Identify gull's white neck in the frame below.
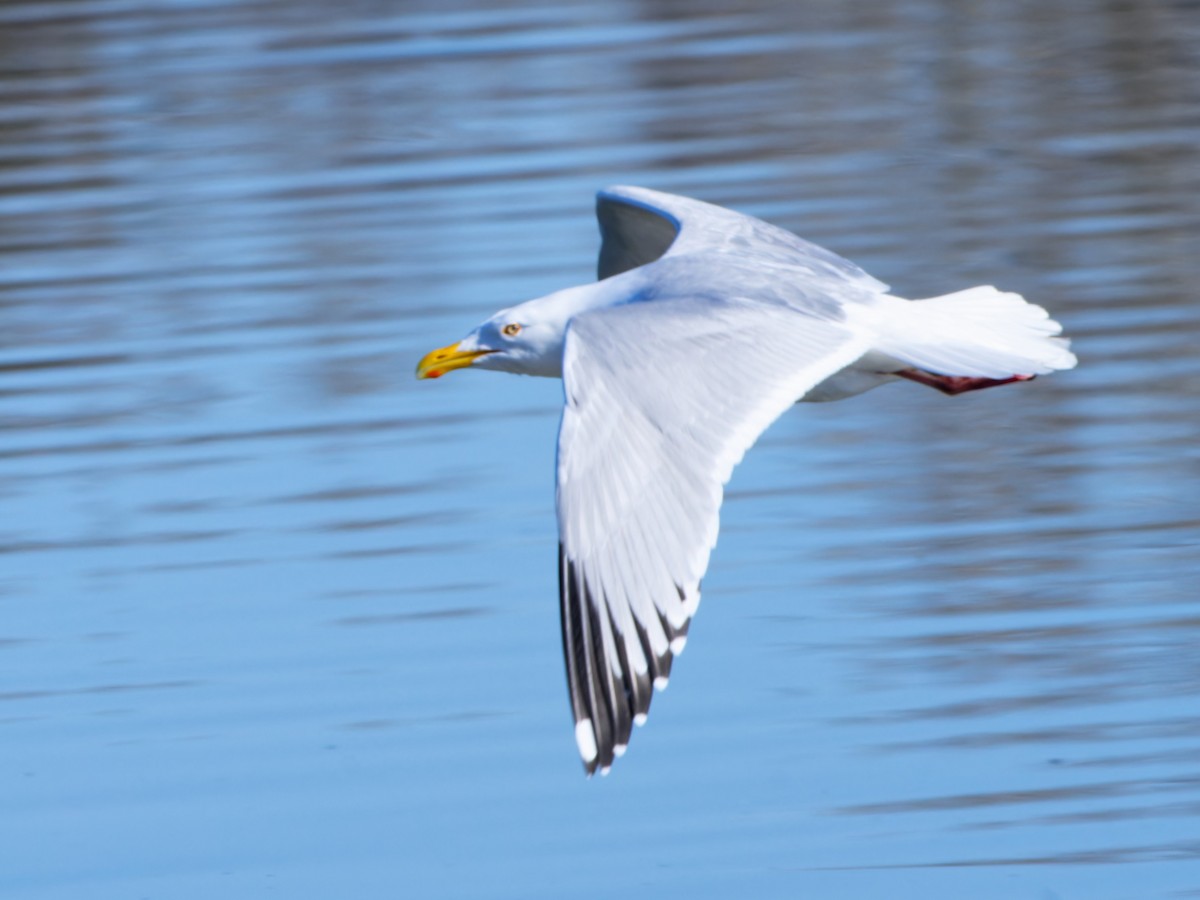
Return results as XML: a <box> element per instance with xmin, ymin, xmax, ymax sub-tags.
<box><xmin>525</xmin><ymin>268</ymin><xmax>647</xmax><ymax>320</ymax></box>
<box><xmin>495</xmin><ymin>269</ymin><xmax>647</xmax><ymax>377</ymax></box>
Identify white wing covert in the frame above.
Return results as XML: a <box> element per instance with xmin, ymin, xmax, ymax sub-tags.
<box><xmin>556</xmin><ymin>297</ymin><xmax>867</xmax><ymax>773</ymax></box>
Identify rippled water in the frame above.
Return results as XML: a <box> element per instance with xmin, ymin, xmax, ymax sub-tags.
<box><xmin>3</xmin><ymin>1</ymin><xmax>1199</xmax><ymax>897</ymax></box>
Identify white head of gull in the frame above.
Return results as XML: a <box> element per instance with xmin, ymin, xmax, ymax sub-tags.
<box><xmin>417</xmin><ymin>185</ymin><xmax>1076</xmax><ymax>776</ymax></box>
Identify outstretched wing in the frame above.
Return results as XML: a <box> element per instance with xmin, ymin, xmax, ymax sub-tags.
<box><xmin>596</xmin><ymin>185</ymin><xmax>890</xmax><ymax>296</ymax></box>
<box><xmin>556</xmin><ymin>296</ymin><xmax>868</xmax><ymax>774</ymax></box>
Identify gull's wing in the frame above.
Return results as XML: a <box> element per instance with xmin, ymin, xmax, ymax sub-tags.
<box><xmin>556</xmin><ymin>296</ymin><xmax>868</xmax><ymax>774</ymax></box>
<box><xmin>596</xmin><ymin>185</ymin><xmax>889</xmax><ymax>297</ymax></box>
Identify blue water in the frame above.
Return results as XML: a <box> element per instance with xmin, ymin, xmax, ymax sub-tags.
<box><xmin>2</xmin><ymin>1</ymin><xmax>1199</xmax><ymax>897</ymax></box>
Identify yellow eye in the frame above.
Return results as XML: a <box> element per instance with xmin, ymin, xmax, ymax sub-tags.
<box><xmin>502</xmin><ymin>323</ymin><xmax>522</xmax><ymax>337</ymax></box>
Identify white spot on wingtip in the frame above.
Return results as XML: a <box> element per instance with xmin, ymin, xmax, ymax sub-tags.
<box><xmin>599</xmin><ymin>765</ymin><xmax>611</xmax><ymax>776</ymax></box>
<box><xmin>670</xmin><ymin>636</ymin><xmax>687</xmax><ymax>654</ymax></box>
<box><xmin>653</xmin><ymin>676</ymin><xmax>669</xmax><ymax>691</ymax></box>
<box><xmin>633</xmin><ymin>713</ymin><xmax>648</xmax><ymax>726</ymax></box>
<box><xmin>614</xmin><ymin>743</ymin><xmax>627</xmax><ymax>757</ymax></box>
<box><xmin>574</xmin><ymin>719</ymin><xmax>597</xmax><ymax>762</ymax></box>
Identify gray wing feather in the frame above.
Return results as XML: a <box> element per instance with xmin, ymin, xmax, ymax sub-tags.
<box><xmin>596</xmin><ymin>185</ymin><xmax>890</xmax><ymax>298</ymax></box>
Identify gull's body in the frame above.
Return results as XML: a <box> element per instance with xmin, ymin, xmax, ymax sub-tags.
<box><xmin>417</xmin><ymin>185</ymin><xmax>1076</xmax><ymax>775</ymax></box>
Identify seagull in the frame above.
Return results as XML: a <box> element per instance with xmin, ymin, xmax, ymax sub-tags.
<box><xmin>416</xmin><ymin>185</ymin><xmax>1076</xmax><ymax>775</ymax></box>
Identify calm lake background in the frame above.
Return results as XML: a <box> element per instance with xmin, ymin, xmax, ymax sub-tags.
<box><xmin>2</xmin><ymin>1</ymin><xmax>1199</xmax><ymax>897</ymax></box>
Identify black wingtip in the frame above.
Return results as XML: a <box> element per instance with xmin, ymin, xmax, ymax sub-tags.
<box><xmin>559</xmin><ymin>544</ymin><xmax>699</xmax><ymax>775</ymax></box>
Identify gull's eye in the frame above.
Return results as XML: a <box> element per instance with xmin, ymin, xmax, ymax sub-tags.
<box><xmin>502</xmin><ymin>323</ymin><xmax>522</xmax><ymax>337</ymax></box>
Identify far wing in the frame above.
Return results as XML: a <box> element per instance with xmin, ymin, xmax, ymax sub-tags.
<box><xmin>556</xmin><ymin>296</ymin><xmax>867</xmax><ymax>774</ymax></box>
<box><xmin>596</xmin><ymin>185</ymin><xmax>889</xmax><ymax>296</ymax></box>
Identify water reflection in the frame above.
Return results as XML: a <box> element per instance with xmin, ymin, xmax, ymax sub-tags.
<box><xmin>2</xmin><ymin>0</ymin><xmax>1199</xmax><ymax>897</ymax></box>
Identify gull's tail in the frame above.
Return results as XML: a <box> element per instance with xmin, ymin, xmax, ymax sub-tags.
<box><xmin>876</xmin><ymin>286</ymin><xmax>1077</xmax><ymax>380</ymax></box>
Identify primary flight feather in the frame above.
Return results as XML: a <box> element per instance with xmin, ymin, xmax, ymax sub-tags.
<box><xmin>416</xmin><ymin>185</ymin><xmax>1076</xmax><ymax>775</ymax></box>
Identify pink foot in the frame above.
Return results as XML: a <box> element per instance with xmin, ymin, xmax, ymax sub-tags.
<box><xmin>896</xmin><ymin>369</ymin><xmax>1035</xmax><ymax>396</ymax></box>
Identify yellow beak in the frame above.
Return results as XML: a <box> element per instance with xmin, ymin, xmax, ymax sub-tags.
<box><xmin>415</xmin><ymin>342</ymin><xmax>492</xmax><ymax>380</ymax></box>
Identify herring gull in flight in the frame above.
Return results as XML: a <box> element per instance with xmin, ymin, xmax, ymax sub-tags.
<box><xmin>416</xmin><ymin>185</ymin><xmax>1076</xmax><ymax>775</ymax></box>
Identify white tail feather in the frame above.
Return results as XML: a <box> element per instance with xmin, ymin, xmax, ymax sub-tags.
<box><xmin>875</xmin><ymin>286</ymin><xmax>1077</xmax><ymax>379</ymax></box>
